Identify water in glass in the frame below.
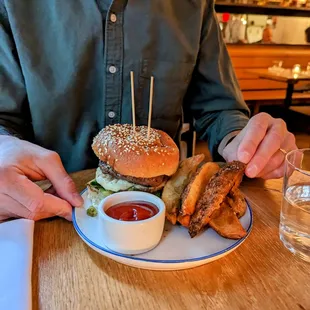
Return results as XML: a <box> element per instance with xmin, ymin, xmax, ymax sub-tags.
<box><xmin>280</xmin><ymin>183</ymin><xmax>310</xmax><ymax>262</ymax></box>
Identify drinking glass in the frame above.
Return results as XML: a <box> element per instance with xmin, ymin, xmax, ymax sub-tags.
<box><xmin>280</xmin><ymin>148</ymin><xmax>310</xmax><ymax>262</ymax></box>
<box><xmin>268</xmin><ymin>60</ymin><xmax>284</xmax><ymax>74</ymax></box>
<box><xmin>272</xmin><ymin>60</ymin><xmax>283</xmax><ymax>68</ymax></box>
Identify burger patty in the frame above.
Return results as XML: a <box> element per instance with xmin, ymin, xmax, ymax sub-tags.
<box><xmin>99</xmin><ymin>161</ymin><xmax>167</xmax><ymax>187</ymax></box>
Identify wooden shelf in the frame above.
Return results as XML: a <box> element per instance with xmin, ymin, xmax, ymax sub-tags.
<box><xmin>215</xmin><ymin>3</ymin><xmax>310</xmax><ymax>17</ymax></box>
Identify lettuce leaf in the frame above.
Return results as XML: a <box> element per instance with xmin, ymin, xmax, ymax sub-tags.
<box><xmin>87</xmin><ymin>179</ymin><xmax>114</xmax><ymax>196</ymax></box>
<box><xmin>87</xmin><ymin>179</ymin><xmax>162</xmax><ymax>198</ymax></box>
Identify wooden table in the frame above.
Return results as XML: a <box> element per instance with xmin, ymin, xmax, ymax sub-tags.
<box><xmin>247</xmin><ymin>69</ymin><xmax>310</xmax><ymax>108</ymax></box>
<box><xmin>32</xmin><ymin>169</ymin><xmax>310</xmax><ymax>310</ymax></box>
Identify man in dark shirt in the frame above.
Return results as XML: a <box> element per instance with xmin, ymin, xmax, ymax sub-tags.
<box><xmin>0</xmin><ymin>1</ymin><xmax>296</xmax><ymax>221</ymax></box>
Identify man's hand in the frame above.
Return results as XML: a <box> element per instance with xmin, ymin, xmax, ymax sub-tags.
<box><xmin>222</xmin><ymin>113</ymin><xmax>297</xmax><ymax>179</ymax></box>
<box><xmin>0</xmin><ymin>136</ymin><xmax>83</xmax><ymax>221</ymax></box>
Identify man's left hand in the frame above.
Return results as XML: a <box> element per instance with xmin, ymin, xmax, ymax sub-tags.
<box><xmin>222</xmin><ymin>112</ymin><xmax>297</xmax><ymax>179</ymax></box>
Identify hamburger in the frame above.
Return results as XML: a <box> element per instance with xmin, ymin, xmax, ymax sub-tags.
<box><xmin>88</xmin><ymin>124</ymin><xmax>180</xmax><ymax>207</ymax></box>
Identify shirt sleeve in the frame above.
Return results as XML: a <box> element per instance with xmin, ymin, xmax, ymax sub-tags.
<box><xmin>185</xmin><ymin>0</ymin><xmax>250</xmax><ymax>161</ymax></box>
<box><xmin>0</xmin><ymin>5</ymin><xmax>28</xmax><ymax>139</ymax></box>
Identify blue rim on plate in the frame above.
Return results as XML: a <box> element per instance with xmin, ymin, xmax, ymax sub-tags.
<box><xmin>72</xmin><ymin>189</ymin><xmax>253</xmax><ymax>264</ymax></box>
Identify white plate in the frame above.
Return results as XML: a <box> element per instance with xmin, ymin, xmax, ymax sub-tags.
<box><xmin>73</xmin><ymin>189</ymin><xmax>253</xmax><ymax>270</ymax></box>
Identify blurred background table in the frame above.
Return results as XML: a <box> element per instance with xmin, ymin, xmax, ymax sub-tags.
<box><xmin>247</xmin><ymin>68</ymin><xmax>310</xmax><ymax>109</ymax></box>
<box><xmin>32</xmin><ymin>169</ymin><xmax>310</xmax><ymax>310</ymax></box>
<box><xmin>225</xmin><ymin>45</ymin><xmax>310</xmax><ymax>117</ymax></box>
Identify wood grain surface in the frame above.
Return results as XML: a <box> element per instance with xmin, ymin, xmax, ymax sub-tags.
<box><xmin>32</xmin><ymin>169</ymin><xmax>310</xmax><ymax>310</ymax></box>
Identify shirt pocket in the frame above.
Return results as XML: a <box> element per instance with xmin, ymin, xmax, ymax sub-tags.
<box><xmin>135</xmin><ymin>59</ymin><xmax>195</xmax><ymax>121</ymax></box>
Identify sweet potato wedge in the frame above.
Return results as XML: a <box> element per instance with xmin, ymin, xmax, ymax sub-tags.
<box><xmin>162</xmin><ymin>154</ymin><xmax>205</xmax><ymax>225</ymax></box>
<box><xmin>181</xmin><ymin>162</ymin><xmax>220</xmax><ymax>217</ymax></box>
<box><xmin>177</xmin><ymin>214</ymin><xmax>191</xmax><ymax>227</ymax></box>
<box><xmin>189</xmin><ymin>161</ymin><xmax>246</xmax><ymax>238</ymax></box>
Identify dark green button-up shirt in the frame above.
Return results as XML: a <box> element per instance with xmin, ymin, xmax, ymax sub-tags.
<box><xmin>0</xmin><ymin>0</ymin><xmax>249</xmax><ymax>172</ymax></box>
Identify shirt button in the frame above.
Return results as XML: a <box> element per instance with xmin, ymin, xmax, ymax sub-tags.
<box><xmin>108</xmin><ymin>111</ymin><xmax>116</xmax><ymax>119</ymax></box>
<box><xmin>110</xmin><ymin>14</ymin><xmax>117</xmax><ymax>23</ymax></box>
<box><xmin>108</xmin><ymin>66</ymin><xmax>117</xmax><ymax>74</ymax></box>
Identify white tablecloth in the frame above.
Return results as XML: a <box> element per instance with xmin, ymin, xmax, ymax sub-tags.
<box><xmin>0</xmin><ymin>219</ymin><xmax>34</xmax><ymax>310</ymax></box>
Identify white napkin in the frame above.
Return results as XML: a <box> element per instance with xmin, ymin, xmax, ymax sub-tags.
<box><xmin>0</xmin><ymin>219</ymin><xmax>34</xmax><ymax>310</ymax></box>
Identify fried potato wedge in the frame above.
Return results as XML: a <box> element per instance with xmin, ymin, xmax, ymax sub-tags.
<box><xmin>209</xmin><ymin>201</ymin><xmax>247</xmax><ymax>239</ymax></box>
<box><xmin>189</xmin><ymin>161</ymin><xmax>246</xmax><ymax>238</ymax></box>
<box><xmin>162</xmin><ymin>154</ymin><xmax>205</xmax><ymax>224</ymax></box>
<box><xmin>181</xmin><ymin>162</ymin><xmax>220</xmax><ymax>217</ymax></box>
<box><xmin>226</xmin><ymin>189</ymin><xmax>247</xmax><ymax>218</ymax></box>
<box><xmin>177</xmin><ymin>214</ymin><xmax>191</xmax><ymax>227</ymax></box>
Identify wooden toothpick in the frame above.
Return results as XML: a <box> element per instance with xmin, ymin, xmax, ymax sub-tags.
<box><xmin>147</xmin><ymin>76</ymin><xmax>154</xmax><ymax>140</ymax></box>
<box><xmin>130</xmin><ymin>71</ymin><xmax>136</xmax><ymax>134</ymax></box>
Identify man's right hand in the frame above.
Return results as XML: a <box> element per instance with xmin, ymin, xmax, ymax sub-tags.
<box><xmin>0</xmin><ymin>136</ymin><xmax>83</xmax><ymax>221</ymax></box>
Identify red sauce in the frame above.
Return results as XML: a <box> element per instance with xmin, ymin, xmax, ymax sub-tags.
<box><xmin>105</xmin><ymin>201</ymin><xmax>159</xmax><ymax>221</ymax></box>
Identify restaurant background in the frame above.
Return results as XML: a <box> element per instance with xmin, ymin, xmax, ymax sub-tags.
<box><xmin>217</xmin><ymin>14</ymin><xmax>309</xmax><ymax>45</ymax></box>
<box><xmin>211</xmin><ymin>0</ymin><xmax>310</xmax><ymax>127</ymax></box>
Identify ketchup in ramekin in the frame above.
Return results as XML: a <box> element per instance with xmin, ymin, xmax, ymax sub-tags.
<box><xmin>105</xmin><ymin>201</ymin><xmax>159</xmax><ymax>221</ymax></box>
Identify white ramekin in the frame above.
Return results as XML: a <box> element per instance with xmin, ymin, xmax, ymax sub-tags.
<box><xmin>97</xmin><ymin>191</ymin><xmax>166</xmax><ymax>255</ymax></box>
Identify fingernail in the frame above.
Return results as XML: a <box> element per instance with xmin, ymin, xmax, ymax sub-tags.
<box><xmin>73</xmin><ymin>193</ymin><xmax>84</xmax><ymax>207</ymax></box>
<box><xmin>246</xmin><ymin>164</ymin><xmax>258</xmax><ymax>178</ymax></box>
<box><xmin>239</xmin><ymin>151</ymin><xmax>251</xmax><ymax>163</ymax></box>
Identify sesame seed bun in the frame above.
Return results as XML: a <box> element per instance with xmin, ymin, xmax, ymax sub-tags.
<box><xmin>92</xmin><ymin>124</ymin><xmax>180</xmax><ymax>178</ymax></box>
